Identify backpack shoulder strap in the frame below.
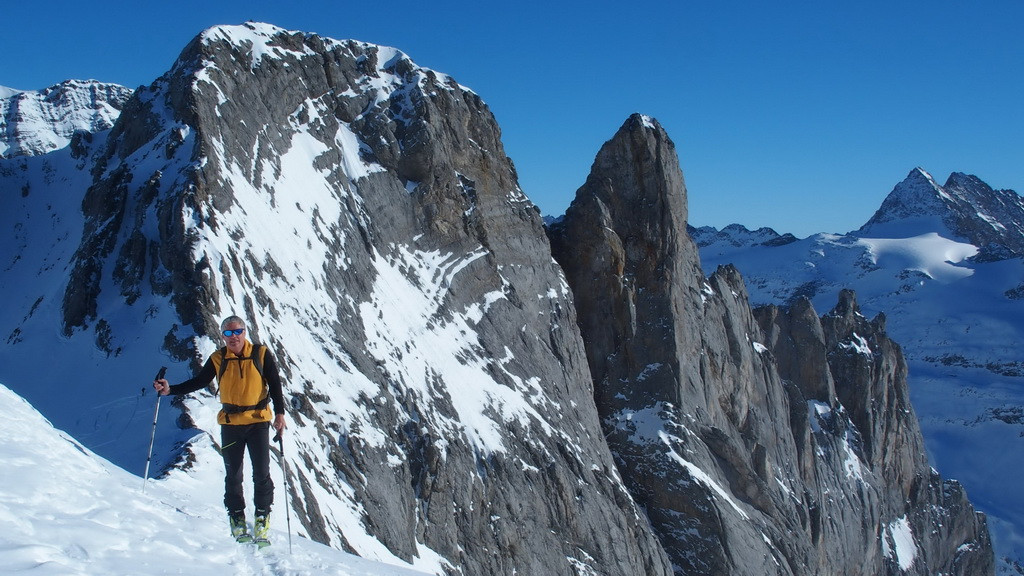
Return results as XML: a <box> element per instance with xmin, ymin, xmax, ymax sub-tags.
<box><xmin>216</xmin><ymin>346</ymin><xmax>229</xmax><ymax>381</ymax></box>
<box><xmin>251</xmin><ymin>344</ymin><xmax>266</xmax><ymax>381</ymax></box>
<box><xmin>215</xmin><ymin>344</ymin><xmax>266</xmax><ymax>382</ymax></box>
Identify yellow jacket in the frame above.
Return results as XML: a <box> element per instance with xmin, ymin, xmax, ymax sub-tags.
<box><xmin>167</xmin><ymin>339</ymin><xmax>286</xmax><ymax>426</ymax></box>
<box><xmin>210</xmin><ymin>341</ymin><xmax>271</xmax><ymax>425</ymax></box>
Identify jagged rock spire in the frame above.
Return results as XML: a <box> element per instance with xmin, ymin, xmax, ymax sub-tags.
<box><xmin>552</xmin><ymin>115</ymin><xmax>993</xmax><ymax>575</ymax></box>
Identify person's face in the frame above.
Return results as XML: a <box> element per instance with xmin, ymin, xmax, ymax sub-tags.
<box><xmin>221</xmin><ymin>322</ymin><xmax>246</xmax><ymax>354</ymax></box>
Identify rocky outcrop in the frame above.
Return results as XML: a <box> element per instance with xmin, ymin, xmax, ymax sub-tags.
<box><xmin>761</xmin><ymin>290</ymin><xmax>993</xmax><ymax>575</ymax></box>
<box><xmin>550</xmin><ymin>114</ymin><xmax>992</xmax><ymax>575</ymax></box>
<box><xmin>818</xmin><ymin>290</ymin><xmax>992</xmax><ymax>574</ymax></box>
<box><xmin>693</xmin><ymin>169</ymin><xmax>1023</xmax><ymax>572</ymax></box>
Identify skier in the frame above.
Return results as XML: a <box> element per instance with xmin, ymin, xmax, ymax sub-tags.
<box><xmin>154</xmin><ymin>315</ymin><xmax>287</xmax><ymax>545</ymax></box>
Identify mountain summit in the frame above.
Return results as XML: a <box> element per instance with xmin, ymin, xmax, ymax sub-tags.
<box><xmin>2</xmin><ymin>22</ymin><xmax>670</xmax><ymax>575</ymax></box>
<box><xmin>859</xmin><ymin>167</ymin><xmax>1024</xmax><ymax>259</ymax></box>
<box><xmin>0</xmin><ymin>22</ymin><xmax>996</xmax><ymax>575</ymax></box>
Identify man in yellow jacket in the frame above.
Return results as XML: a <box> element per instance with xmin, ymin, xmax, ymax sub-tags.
<box><xmin>154</xmin><ymin>315</ymin><xmax>287</xmax><ymax>544</ymax></box>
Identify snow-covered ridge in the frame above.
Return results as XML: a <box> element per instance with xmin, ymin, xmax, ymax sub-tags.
<box><xmin>689</xmin><ymin>222</ymin><xmax>798</xmax><ymax>249</ymax></box>
<box><xmin>0</xmin><ymin>79</ymin><xmax>133</xmax><ymax>158</ymax></box>
<box><xmin>194</xmin><ymin>22</ymin><xmax>468</xmax><ymax>95</ymax></box>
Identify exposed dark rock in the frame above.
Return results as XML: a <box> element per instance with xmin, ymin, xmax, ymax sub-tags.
<box><xmin>552</xmin><ymin>115</ymin><xmax>993</xmax><ymax>575</ymax></box>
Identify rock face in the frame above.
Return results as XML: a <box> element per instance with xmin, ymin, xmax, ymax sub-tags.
<box><xmin>692</xmin><ymin>169</ymin><xmax>1024</xmax><ymax>573</ymax></box>
<box><xmin>549</xmin><ymin>114</ymin><xmax>992</xmax><ymax>575</ymax></box>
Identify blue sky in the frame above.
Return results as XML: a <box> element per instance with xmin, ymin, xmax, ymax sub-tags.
<box><xmin>4</xmin><ymin>0</ymin><xmax>1021</xmax><ymax>237</ymax></box>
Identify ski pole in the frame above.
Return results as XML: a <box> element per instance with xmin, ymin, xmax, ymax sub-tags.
<box><xmin>273</xmin><ymin>429</ymin><xmax>294</xmax><ymax>554</ymax></box>
<box><xmin>143</xmin><ymin>366</ymin><xmax>167</xmax><ymax>492</ymax></box>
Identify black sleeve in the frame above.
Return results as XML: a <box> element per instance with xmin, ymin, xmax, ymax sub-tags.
<box><xmin>168</xmin><ymin>356</ymin><xmax>217</xmax><ymax>396</ymax></box>
<box><xmin>262</xmin><ymin>351</ymin><xmax>287</xmax><ymax>416</ymax></box>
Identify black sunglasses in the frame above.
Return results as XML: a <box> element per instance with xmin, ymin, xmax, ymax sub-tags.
<box><xmin>222</xmin><ymin>328</ymin><xmax>245</xmax><ymax>337</ymax></box>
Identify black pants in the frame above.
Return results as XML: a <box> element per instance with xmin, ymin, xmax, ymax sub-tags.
<box><xmin>221</xmin><ymin>422</ymin><xmax>273</xmax><ymax>516</ymax></box>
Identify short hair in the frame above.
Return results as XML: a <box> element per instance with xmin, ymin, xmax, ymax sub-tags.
<box><xmin>220</xmin><ymin>315</ymin><xmax>247</xmax><ymax>331</ymax></box>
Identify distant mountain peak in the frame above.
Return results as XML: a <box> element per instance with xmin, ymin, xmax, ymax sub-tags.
<box><xmin>688</xmin><ymin>222</ymin><xmax>798</xmax><ymax>250</ymax></box>
<box><xmin>861</xmin><ymin>168</ymin><xmax>948</xmax><ymax>227</ymax></box>
<box><xmin>0</xmin><ymin>79</ymin><xmax>133</xmax><ymax>158</ymax></box>
<box><xmin>857</xmin><ymin>168</ymin><xmax>1024</xmax><ymax>259</ymax></box>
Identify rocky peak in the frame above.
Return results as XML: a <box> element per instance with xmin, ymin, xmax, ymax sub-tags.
<box><xmin>554</xmin><ymin>112</ymin><xmax>804</xmax><ymax>574</ymax></box>
<box><xmin>858</xmin><ymin>168</ymin><xmax>1024</xmax><ymax>259</ymax></box>
<box><xmin>942</xmin><ymin>171</ymin><xmax>1024</xmax><ymax>257</ymax></box>
<box><xmin>858</xmin><ymin>168</ymin><xmax>948</xmax><ymax>232</ymax></box>
<box><xmin>821</xmin><ymin>289</ymin><xmax>919</xmax><ymax>477</ymax></box>
<box><xmin>945</xmin><ymin>171</ymin><xmax>990</xmax><ymax>192</ymax></box>
<box><xmin>548</xmin><ymin>113</ymin><xmax>704</xmax><ymax>407</ymax></box>
<box><xmin>755</xmin><ymin>296</ymin><xmax>835</xmax><ymax>403</ymax></box>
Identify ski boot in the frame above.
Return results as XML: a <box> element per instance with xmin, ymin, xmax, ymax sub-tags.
<box><xmin>253</xmin><ymin>510</ymin><xmax>271</xmax><ymax>548</ymax></box>
<box><xmin>229</xmin><ymin>513</ymin><xmax>252</xmax><ymax>543</ymax></box>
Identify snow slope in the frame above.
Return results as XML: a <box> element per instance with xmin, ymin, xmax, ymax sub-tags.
<box><xmin>0</xmin><ymin>382</ymin><xmax>430</xmax><ymax>576</ymax></box>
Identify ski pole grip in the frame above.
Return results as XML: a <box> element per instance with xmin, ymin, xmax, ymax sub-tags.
<box><xmin>155</xmin><ymin>366</ymin><xmax>167</xmax><ymax>381</ymax></box>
